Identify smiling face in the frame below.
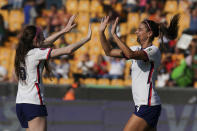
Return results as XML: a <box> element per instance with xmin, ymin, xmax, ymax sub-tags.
<box><xmin>135</xmin><ymin>23</ymin><xmax>152</xmax><ymax>45</ymax></box>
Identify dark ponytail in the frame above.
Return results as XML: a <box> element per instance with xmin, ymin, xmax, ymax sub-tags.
<box><xmin>159</xmin><ymin>14</ymin><xmax>180</xmax><ymax>40</ymax></box>
<box><xmin>142</xmin><ymin>14</ymin><xmax>180</xmax><ymax>51</ymax></box>
<box><xmin>159</xmin><ymin>14</ymin><xmax>180</xmax><ymax>51</ymax></box>
<box><xmin>15</xmin><ymin>26</ymin><xmax>36</xmax><ymax>80</ymax></box>
<box><xmin>15</xmin><ymin>25</ymin><xmax>52</xmax><ymax>81</ymax></box>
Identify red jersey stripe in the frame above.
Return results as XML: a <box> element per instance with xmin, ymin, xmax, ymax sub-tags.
<box><xmin>35</xmin><ymin>83</ymin><xmax>43</xmax><ymax>105</ymax></box>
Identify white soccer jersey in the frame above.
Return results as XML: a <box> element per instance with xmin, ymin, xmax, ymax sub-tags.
<box><xmin>130</xmin><ymin>45</ymin><xmax>161</xmax><ymax>106</ymax></box>
<box><xmin>16</xmin><ymin>48</ymin><xmax>52</xmax><ymax>105</ymax></box>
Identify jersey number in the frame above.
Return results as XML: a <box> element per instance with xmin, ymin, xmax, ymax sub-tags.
<box><xmin>19</xmin><ymin>67</ymin><xmax>26</xmax><ymax>80</ymax></box>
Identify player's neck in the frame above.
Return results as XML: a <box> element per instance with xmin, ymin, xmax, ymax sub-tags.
<box><xmin>141</xmin><ymin>42</ymin><xmax>152</xmax><ymax>49</ymax></box>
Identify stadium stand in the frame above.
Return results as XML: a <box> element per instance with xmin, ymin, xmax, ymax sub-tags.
<box><xmin>0</xmin><ymin>0</ymin><xmax>197</xmax><ymax>88</ymax></box>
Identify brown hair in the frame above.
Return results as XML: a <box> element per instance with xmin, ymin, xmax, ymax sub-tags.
<box><xmin>15</xmin><ymin>25</ymin><xmax>51</xmax><ymax>80</ymax></box>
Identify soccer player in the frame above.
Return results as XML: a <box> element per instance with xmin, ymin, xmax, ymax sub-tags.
<box><xmin>15</xmin><ymin>15</ymin><xmax>92</xmax><ymax>131</ymax></box>
<box><xmin>99</xmin><ymin>15</ymin><xmax>179</xmax><ymax>131</ymax></box>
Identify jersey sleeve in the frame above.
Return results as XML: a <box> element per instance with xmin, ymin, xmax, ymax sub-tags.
<box><xmin>125</xmin><ymin>46</ymin><xmax>140</xmax><ymax>61</ymax></box>
<box><xmin>34</xmin><ymin>48</ymin><xmax>52</xmax><ymax>61</ymax></box>
<box><xmin>143</xmin><ymin>46</ymin><xmax>159</xmax><ymax>62</ymax></box>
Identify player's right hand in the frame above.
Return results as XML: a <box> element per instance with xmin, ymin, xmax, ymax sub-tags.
<box><xmin>99</xmin><ymin>16</ymin><xmax>109</xmax><ymax>32</ymax></box>
<box><xmin>111</xmin><ymin>17</ymin><xmax>119</xmax><ymax>36</ymax></box>
<box><xmin>86</xmin><ymin>24</ymin><xmax>92</xmax><ymax>41</ymax></box>
<box><xmin>62</xmin><ymin>15</ymin><xmax>77</xmax><ymax>33</ymax></box>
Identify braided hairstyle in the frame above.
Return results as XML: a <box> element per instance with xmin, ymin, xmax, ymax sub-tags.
<box><xmin>142</xmin><ymin>14</ymin><xmax>180</xmax><ymax>45</ymax></box>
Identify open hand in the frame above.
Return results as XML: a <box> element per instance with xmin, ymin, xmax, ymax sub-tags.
<box><xmin>87</xmin><ymin>24</ymin><xmax>92</xmax><ymax>40</ymax></box>
<box><xmin>99</xmin><ymin>16</ymin><xmax>109</xmax><ymax>32</ymax></box>
<box><xmin>62</xmin><ymin>15</ymin><xmax>77</xmax><ymax>33</ymax></box>
<box><xmin>111</xmin><ymin>17</ymin><xmax>119</xmax><ymax>36</ymax></box>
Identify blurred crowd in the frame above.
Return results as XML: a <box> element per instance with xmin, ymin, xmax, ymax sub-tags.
<box><xmin>0</xmin><ymin>0</ymin><xmax>197</xmax><ymax>89</ymax></box>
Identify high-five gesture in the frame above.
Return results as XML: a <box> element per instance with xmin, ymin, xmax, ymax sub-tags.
<box><xmin>62</xmin><ymin>15</ymin><xmax>77</xmax><ymax>33</ymax></box>
<box><xmin>43</xmin><ymin>15</ymin><xmax>77</xmax><ymax>46</ymax></box>
<box><xmin>99</xmin><ymin>15</ymin><xmax>122</xmax><ymax>57</ymax></box>
<box><xmin>99</xmin><ymin>16</ymin><xmax>110</xmax><ymax>32</ymax></box>
<box><xmin>111</xmin><ymin>17</ymin><xmax>119</xmax><ymax>36</ymax></box>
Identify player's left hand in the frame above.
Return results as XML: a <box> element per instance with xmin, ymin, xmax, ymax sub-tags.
<box><xmin>111</xmin><ymin>17</ymin><xmax>119</xmax><ymax>36</ymax></box>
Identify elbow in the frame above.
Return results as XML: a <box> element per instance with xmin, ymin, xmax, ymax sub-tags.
<box><xmin>102</xmin><ymin>49</ymin><xmax>111</xmax><ymax>56</ymax></box>
<box><xmin>43</xmin><ymin>40</ymin><xmax>50</xmax><ymax>45</ymax></box>
<box><xmin>124</xmin><ymin>52</ymin><xmax>133</xmax><ymax>59</ymax></box>
<box><xmin>105</xmin><ymin>52</ymin><xmax>111</xmax><ymax>56</ymax></box>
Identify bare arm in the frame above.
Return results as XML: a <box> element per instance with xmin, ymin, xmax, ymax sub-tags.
<box><xmin>99</xmin><ymin>16</ymin><xmax>124</xmax><ymax>58</ymax></box>
<box><xmin>111</xmin><ymin>17</ymin><xmax>148</xmax><ymax>61</ymax></box>
<box><xmin>43</xmin><ymin>15</ymin><xmax>77</xmax><ymax>46</ymax></box>
<box><xmin>50</xmin><ymin>24</ymin><xmax>92</xmax><ymax>57</ymax></box>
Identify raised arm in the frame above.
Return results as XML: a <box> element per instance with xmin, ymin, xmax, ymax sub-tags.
<box><xmin>111</xmin><ymin>17</ymin><xmax>148</xmax><ymax>61</ymax></box>
<box><xmin>99</xmin><ymin>16</ymin><xmax>124</xmax><ymax>58</ymax></box>
<box><xmin>43</xmin><ymin>15</ymin><xmax>77</xmax><ymax>46</ymax></box>
<box><xmin>50</xmin><ymin>24</ymin><xmax>92</xmax><ymax>57</ymax></box>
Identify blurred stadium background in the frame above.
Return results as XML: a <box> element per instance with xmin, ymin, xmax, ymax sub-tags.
<box><xmin>0</xmin><ymin>0</ymin><xmax>197</xmax><ymax>131</ymax></box>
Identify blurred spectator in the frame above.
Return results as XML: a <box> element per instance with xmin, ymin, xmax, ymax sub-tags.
<box><xmin>147</xmin><ymin>0</ymin><xmax>161</xmax><ymax>15</ymax></box>
<box><xmin>103</xmin><ymin>57</ymin><xmax>125</xmax><ymax>79</ymax></box>
<box><xmin>99</xmin><ymin>1</ymin><xmax>121</xmax><ymax>41</ymax></box>
<box><xmin>122</xmin><ymin>0</ymin><xmax>138</xmax><ymax>12</ymax></box>
<box><xmin>159</xmin><ymin>33</ymin><xmax>177</xmax><ymax>54</ymax></box>
<box><xmin>99</xmin><ymin>0</ymin><xmax>120</xmax><ymax>20</ymax></box>
<box><xmin>183</xmin><ymin>6</ymin><xmax>197</xmax><ymax>35</ymax></box>
<box><xmin>191</xmin><ymin>39</ymin><xmax>197</xmax><ymax>83</ymax></box>
<box><xmin>169</xmin><ymin>40</ymin><xmax>195</xmax><ymax>87</ymax></box>
<box><xmin>0</xmin><ymin>0</ymin><xmax>196</xmax><ymax>88</ymax></box>
<box><xmin>0</xmin><ymin>65</ymin><xmax>8</xmax><ymax>82</ymax></box>
<box><xmin>73</xmin><ymin>53</ymin><xmax>95</xmax><ymax>86</ymax></box>
<box><xmin>13</xmin><ymin>0</ymin><xmax>23</xmax><ymax>9</ymax></box>
<box><xmin>161</xmin><ymin>54</ymin><xmax>175</xmax><ymax>73</ymax></box>
<box><xmin>0</xmin><ymin>15</ymin><xmax>6</xmax><ymax>46</ymax></box>
<box><xmin>55</xmin><ymin>56</ymin><xmax>70</xmax><ymax>79</ymax></box>
<box><xmin>90</xmin><ymin>13</ymin><xmax>100</xmax><ymax>23</ymax></box>
<box><xmin>138</xmin><ymin>0</ymin><xmax>147</xmax><ymax>13</ymax></box>
<box><xmin>35</xmin><ymin>0</ymin><xmax>46</xmax><ymax>16</ymax></box>
<box><xmin>123</xmin><ymin>0</ymin><xmax>148</xmax><ymax>13</ymax></box>
<box><xmin>42</xmin><ymin>25</ymin><xmax>50</xmax><ymax>39</ymax></box>
<box><xmin>77</xmin><ymin>53</ymin><xmax>95</xmax><ymax>77</ymax></box>
<box><xmin>47</xmin><ymin>59</ymin><xmax>58</xmax><ymax>77</ymax></box>
<box><xmin>157</xmin><ymin>65</ymin><xmax>169</xmax><ymax>88</ymax></box>
<box><xmin>24</xmin><ymin>0</ymin><xmax>37</xmax><ymax>25</ymax></box>
<box><xmin>149</xmin><ymin>9</ymin><xmax>162</xmax><ymax>22</ymax></box>
<box><xmin>171</xmin><ymin>58</ymin><xmax>193</xmax><ymax>87</ymax></box>
<box><xmin>59</xmin><ymin>36</ymin><xmax>69</xmax><ymax>48</ymax></box>
<box><xmin>93</xmin><ymin>55</ymin><xmax>108</xmax><ymax>78</ymax></box>
<box><xmin>171</xmin><ymin>48</ymin><xmax>185</xmax><ymax>67</ymax></box>
<box><xmin>58</xmin><ymin>6</ymin><xmax>72</xmax><ymax>27</ymax></box>
<box><xmin>62</xmin><ymin>0</ymin><xmax>66</xmax><ymax>5</ymax></box>
<box><xmin>47</xmin><ymin>4</ymin><xmax>61</xmax><ymax>33</ymax></box>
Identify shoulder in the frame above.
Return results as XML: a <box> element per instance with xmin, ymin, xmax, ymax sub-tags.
<box><xmin>145</xmin><ymin>45</ymin><xmax>160</xmax><ymax>54</ymax></box>
<box><xmin>27</xmin><ymin>48</ymin><xmax>37</xmax><ymax>55</ymax></box>
<box><xmin>146</xmin><ymin>45</ymin><xmax>158</xmax><ymax>50</ymax></box>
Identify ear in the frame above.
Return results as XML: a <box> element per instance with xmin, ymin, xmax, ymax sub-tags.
<box><xmin>148</xmin><ymin>31</ymin><xmax>153</xmax><ymax>38</ymax></box>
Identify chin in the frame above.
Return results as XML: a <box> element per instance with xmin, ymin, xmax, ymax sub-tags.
<box><xmin>137</xmin><ymin>37</ymin><xmax>141</xmax><ymax>45</ymax></box>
